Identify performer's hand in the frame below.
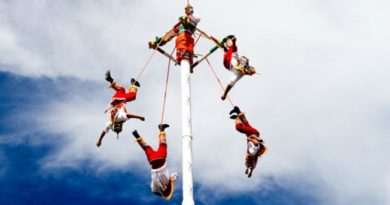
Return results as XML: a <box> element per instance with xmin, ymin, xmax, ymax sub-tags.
<box><xmin>246</xmin><ymin>67</ymin><xmax>256</xmax><ymax>76</ymax></box>
<box><xmin>171</xmin><ymin>172</ymin><xmax>179</xmax><ymax>181</ymax></box>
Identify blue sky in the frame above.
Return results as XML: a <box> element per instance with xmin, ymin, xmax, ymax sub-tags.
<box><xmin>0</xmin><ymin>72</ymin><xmax>320</xmax><ymax>205</ymax></box>
<box><xmin>1</xmin><ymin>0</ymin><xmax>389</xmax><ymax>204</ymax></box>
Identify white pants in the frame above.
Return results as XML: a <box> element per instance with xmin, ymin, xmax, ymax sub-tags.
<box><xmin>228</xmin><ymin>68</ymin><xmax>243</xmax><ymax>87</ymax></box>
<box><xmin>228</xmin><ymin>57</ymin><xmax>243</xmax><ymax>86</ymax></box>
<box><xmin>151</xmin><ymin>163</ymin><xmax>170</xmax><ymax>193</ymax></box>
<box><xmin>150</xmin><ymin>163</ymin><xmax>178</xmax><ymax>193</ymax></box>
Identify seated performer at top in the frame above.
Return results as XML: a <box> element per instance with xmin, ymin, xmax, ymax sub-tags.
<box><xmin>229</xmin><ymin>106</ymin><xmax>267</xmax><ymax>178</ymax></box>
<box><xmin>148</xmin><ymin>3</ymin><xmax>201</xmax><ymax>65</ymax></box>
<box><xmin>221</xmin><ymin>35</ymin><xmax>256</xmax><ymax>100</ymax></box>
<box><xmin>96</xmin><ymin>70</ymin><xmax>145</xmax><ymax>147</ymax></box>
<box><xmin>132</xmin><ymin>124</ymin><xmax>178</xmax><ymax>199</ymax></box>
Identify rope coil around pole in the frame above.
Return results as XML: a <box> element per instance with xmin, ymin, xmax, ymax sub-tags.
<box><xmin>205</xmin><ymin>58</ymin><xmax>235</xmax><ymax>107</ymax></box>
<box><xmin>160</xmin><ymin>47</ymin><xmax>176</xmax><ymax>124</ymax></box>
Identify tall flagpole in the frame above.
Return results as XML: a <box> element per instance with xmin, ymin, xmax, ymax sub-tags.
<box><xmin>180</xmin><ymin>59</ymin><xmax>195</xmax><ymax>205</ymax></box>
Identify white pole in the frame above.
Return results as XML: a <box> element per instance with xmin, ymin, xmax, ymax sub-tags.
<box><xmin>180</xmin><ymin>59</ymin><xmax>195</xmax><ymax>205</ymax></box>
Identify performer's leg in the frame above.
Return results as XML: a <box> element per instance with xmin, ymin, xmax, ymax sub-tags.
<box><xmin>236</xmin><ymin>122</ymin><xmax>259</xmax><ymax>136</ymax></box>
<box><xmin>156</xmin><ymin>135</ymin><xmax>167</xmax><ymax>159</ymax></box>
<box><xmin>158</xmin><ymin>124</ymin><xmax>169</xmax><ymax>144</ymax></box>
<box><xmin>221</xmin><ymin>85</ymin><xmax>233</xmax><ymax>101</ymax></box>
<box><xmin>123</xmin><ymin>85</ymin><xmax>137</xmax><ymax>102</ymax></box>
<box><xmin>132</xmin><ymin>130</ymin><xmax>166</xmax><ymax>165</ymax></box>
<box><xmin>222</xmin><ymin>70</ymin><xmax>242</xmax><ymax>100</ymax></box>
<box><xmin>108</xmin><ymin>79</ymin><xmax>122</xmax><ymax>91</ymax></box>
<box><xmin>229</xmin><ymin>106</ymin><xmax>241</xmax><ymax>115</ymax></box>
<box><xmin>158</xmin><ymin>131</ymin><xmax>167</xmax><ymax>145</ymax></box>
<box><xmin>132</xmin><ymin>130</ymin><xmax>150</xmax><ymax>150</ymax></box>
<box><xmin>236</xmin><ymin>114</ymin><xmax>260</xmax><ymax>137</ymax></box>
<box><xmin>105</xmin><ymin>70</ymin><xmax>114</xmax><ymax>83</ymax></box>
<box><xmin>111</xmin><ymin>83</ymin><xmax>126</xmax><ymax>97</ymax></box>
<box><xmin>237</xmin><ymin>112</ymin><xmax>248</xmax><ymax>124</ymax></box>
<box><xmin>149</xmin><ymin>30</ymin><xmax>177</xmax><ymax>49</ymax></box>
<box><xmin>153</xmin><ymin>124</ymin><xmax>169</xmax><ymax>160</ymax></box>
<box><xmin>160</xmin><ymin>30</ymin><xmax>177</xmax><ymax>47</ymax></box>
<box><xmin>122</xmin><ymin>77</ymin><xmax>141</xmax><ymax>102</ymax></box>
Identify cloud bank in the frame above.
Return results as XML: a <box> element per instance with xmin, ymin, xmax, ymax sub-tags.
<box><xmin>1</xmin><ymin>0</ymin><xmax>389</xmax><ymax>204</ymax></box>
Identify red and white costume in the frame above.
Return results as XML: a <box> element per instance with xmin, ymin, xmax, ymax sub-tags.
<box><xmin>103</xmin><ymin>102</ymin><xmax>128</xmax><ymax>134</ymax></box>
<box><xmin>110</xmin><ymin>82</ymin><xmax>137</xmax><ymax>104</ymax></box>
<box><xmin>143</xmin><ymin>139</ymin><xmax>167</xmax><ymax>164</ymax></box>
<box><xmin>150</xmin><ymin>163</ymin><xmax>178</xmax><ymax>197</ymax></box>
<box><xmin>245</xmin><ymin>141</ymin><xmax>266</xmax><ymax>171</ymax></box>
<box><xmin>138</xmin><ymin>132</ymin><xmax>178</xmax><ymax>199</ymax></box>
<box><xmin>224</xmin><ymin>45</ymin><xmax>247</xmax><ymax>87</ymax></box>
<box><xmin>235</xmin><ymin>114</ymin><xmax>260</xmax><ymax>138</ymax></box>
<box><xmin>235</xmin><ymin>112</ymin><xmax>266</xmax><ymax>173</ymax></box>
<box><xmin>102</xmin><ymin>82</ymin><xmax>138</xmax><ymax>134</ymax></box>
<box><xmin>223</xmin><ymin>42</ymin><xmax>238</xmax><ymax>70</ymax></box>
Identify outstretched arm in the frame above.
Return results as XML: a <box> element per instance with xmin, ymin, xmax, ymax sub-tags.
<box><xmin>97</xmin><ymin>122</ymin><xmax>111</xmax><ymax>147</ymax></box>
<box><xmin>172</xmin><ymin>21</ymin><xmax>182</xmax><ymax>32</ymax></box>
<box><xmin>126</xmin><ymin>113</ymin><xmax>145</xmax><ymax>121</ymax></box>
<box><xmin>96</xmin><ymin>130</ymin><xmax>106</xmax><ymax>147</ymax></box>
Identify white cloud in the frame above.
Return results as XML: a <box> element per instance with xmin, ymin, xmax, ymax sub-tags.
<box><xmin>2</xmin><ymin>0</ymin><xmax>390</xmax><ymax>204</ymax></box>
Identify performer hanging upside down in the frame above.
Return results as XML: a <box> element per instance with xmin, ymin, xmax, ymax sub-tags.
<box><xmin>132</xmin><ymin>124</ymin><xmax>178</xmax><ymax>199</ymax></box>
<box><xmin>229</xmin><ymin>106</ymin><xmax>267</xmax><ymax>178</ymax></box>
<box><xmin>221</xmin><ymin>35</ymin><xmax>256</xmax><ymax>100</ymax></box>
<box><xmin>148</xmin><ymin>3</ymin><xmax>201</xmax><ymax>65</ymax></box>
<box><xmin>104</xmin><ymin>70</ymin><xmax>140</xmax><ymax>107</ymax></box>
<box><xmin>96</xmin><ymin>70</ymin><xmax>145</xmax><ymax>147</ymax></box>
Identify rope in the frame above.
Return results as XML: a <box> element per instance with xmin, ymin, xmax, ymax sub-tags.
<box><xmin>194</xmin><ymin>33</ymin><xmax>201</xmax><ymax>47</ymax></box>
<box><xmin>160</xmin><ymin>47</ymin><xmax>175</xmax><ymax>124</ymax></box>
<box><xmin>135</xmin><ymin>49</ymin><xmax>157</xmax><ymax>81</ymax></box>
<box><xmin>135</xmin><ymin>39</ymin><xmax>165</xmax><ymax>81</ymax></box>
<box><xmin>192</xmin><ymin>34</ymin><xmax>202</xmax><ymax>59</ymax></box>
<box><xmin>205</xmin><ymin>58</ymin><xmax>235</xmax><ymax>107</ymax></box>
